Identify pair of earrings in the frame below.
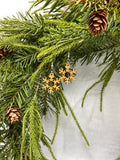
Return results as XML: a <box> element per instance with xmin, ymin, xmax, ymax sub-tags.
<box><xmin>42</xmin><ymin>53</ymin><xmax>77</xmax><ymax>94</ymax></box>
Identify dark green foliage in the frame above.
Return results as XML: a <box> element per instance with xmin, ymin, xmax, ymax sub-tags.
<box><xmin>29</xmin><ymin>0</ymin><xmax>120</xmax><ymax>22</ymax></box>
<box><xmin>0</xmin><ymin>1</ymin><xmax>120</xmax><ymax>160</ymax></box>
<box><xmin>0</xmin><ymin>121</ymin><xmax>22</xmax><ymax>160</ymax></box>
<box><xmin>0</xmin><ymin>12</ymin><xmax>90</xmax><ymax>157</ymax></box>
<box><xmin>0</xmin><ymin>12</ymin><xmax>44</xmax><ymax>43</ymax></box>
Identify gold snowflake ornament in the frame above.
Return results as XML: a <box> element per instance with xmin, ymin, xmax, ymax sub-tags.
<box><xmin>59</xmin><ymin>63</ymin><xmax>77</xmax><ymax>85</ymax></box>
<box><xmin>42</xmin><ymin>73</ymin><xmax>60</xmax><ymax>94</ymax></box>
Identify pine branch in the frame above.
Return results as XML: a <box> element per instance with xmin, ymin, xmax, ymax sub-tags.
<box><xmin>60</xmin><ymin>90</ymin><xmax>90</xmax><ymax>146</ymax></box>
<box><xmin>51</xmin><ymin>113</ymin><xmax>59</xmax><ymax>144</ymax></box>
<box><xmin>0</xmin><ymin>13</ymin><xmax>44</xmax><ymax>40</ymax></box>
<box><xmin>57</xmin><ymin>91</ymin><xmax>68</xmax><ymax>116</ymax></box>
<box><xmin>61</xmin><ymin>0</ymin><xmax>74</xmax><ymax>17</ymax></box>
<box><xmin>20</xmin><ymin>96</ymin><xmax>43</xmax><ymax>160</ymax></box>
<box><xmin>82</xmin><ymin>58</ymin><xmax>119</xmax><ymax>111</ymax></box>
<box><xmin>42</xmin><ymin>135</ymin><xmax>57</xmax><ymax>160</ymax></box>
<box><xmin>0</xmin><ymin>4</ymin><xmax>120</xmax><ymax>160</ymax></box>
<box><xmin>81</xmin><ymin>79</ymin><xmax>102</xmax><ymax>108</ymax></box>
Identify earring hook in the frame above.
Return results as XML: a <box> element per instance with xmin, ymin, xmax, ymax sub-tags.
<box><xmin>51</xmin><ymin>61</ymin><xmax>54</xmax><ymax>72</ymax></box>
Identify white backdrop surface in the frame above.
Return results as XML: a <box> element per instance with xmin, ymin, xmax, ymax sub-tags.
<box><xmin>43</xmin><ymin>62</ymin><xmax>120</xmax><ymax>160</ymax></box>
<box><xmin>0</xmin><ymin>0</ymin><xmax>30</xmax><ymax>18</ymax></box>
<box><xmin>0</xmin><ymin>1</ymin><xmax>120</xmax><ymax>160</ymax></box>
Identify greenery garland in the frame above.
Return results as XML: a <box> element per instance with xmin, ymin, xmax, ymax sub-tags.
<box><xmin>0</xmin><ymin>0</ymin><xmax>120</xmax><ymax>159</ymax></box>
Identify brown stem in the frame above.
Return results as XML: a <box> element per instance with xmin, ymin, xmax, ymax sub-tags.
<box><xmin>24</xmin><ymin>150</ymin><xmax>30</xmax><ymax>160</ymax></box>
<box><xmin>18</xmin><ymin>136</ymin><xmax>30</xmax><ymax>160</ymax></box>
<box><xmin>33</xmin><ymin>61</ymin><xmax>41</xmax><ymax>72</ymax></box>
<box><xmin>61</xmin><ymin>1</ymin><xmax>74</xmax><ymax>17</ymax></box>
<box><xmin>44</xmin><ymin>62</ymin><xmax>51</xmax><ymax>111</ymax></box>
<box><xmin>44</xmin><ymin>89</ymin><xmax>48</xmax><ymax>109</ymax></box>
<box><xmin>35</xmin><ymin>0</ymin><xmax>42</xmax><ymax>6</ymax></box>
<box><xmin>35</xmin><ymin>75</ymin><xmax>41</xmax><ymax>96</ymax></box>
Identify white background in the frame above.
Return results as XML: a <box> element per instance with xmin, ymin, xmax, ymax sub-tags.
<box><xmin>0</xmin><ymin>1</ymin><xmax>120</xmax><ymax>160</ymax></box>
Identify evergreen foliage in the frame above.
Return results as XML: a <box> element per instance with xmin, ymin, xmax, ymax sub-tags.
<box><xmin>0</xmin><ymin>0</ymin><xmax>120</xmax><ymax>159</ymax></box>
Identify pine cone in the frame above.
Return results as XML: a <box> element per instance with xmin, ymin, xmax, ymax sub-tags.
<box><xmin>0</xmin><ymin>48</ymin><xmax>10</xmax><ymax>59</ymax></box>
<box><xmin>88</xmin><ymin>8</ymin><xmax>108</xmax><ymax>36</ymax></box>
<box><xmin>6</xmin><ymin>106</ymin><xmax>20</xmax><ymax>124</ymax></box>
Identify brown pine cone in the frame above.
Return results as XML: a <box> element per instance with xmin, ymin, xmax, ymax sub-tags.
<box><xmin>6</xmin><ymin>106</ymin><xmax>20</xmax><ymax>124</ymax></box>
<box><xmin>88</xmin><ymin>8</ymin><xmax>108</xmax><ymax>36</ymax></box>
<box><xmin>0</xmin><ymin>48</ymin><xmax>10</xmax><ymax>59</ymax></box>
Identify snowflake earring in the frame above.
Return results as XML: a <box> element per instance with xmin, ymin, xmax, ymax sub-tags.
<box><xmin>42</xmin><ymin>62</ymin><xmax>60</xmax><ymax>94</ymax></box>
<box><xmin>59</xmin><ymin>52</ymin><xmax>77</xmax><ymax>85</ymax></box>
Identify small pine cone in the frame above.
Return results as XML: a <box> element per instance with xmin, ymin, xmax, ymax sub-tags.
<box><xmin>0</xmin><ymin>48</ymin><xmax>10</xmax><ymax>59</ymax></box>
<box><xmin>6</xmin><ymin>106</ymin><xmax>20</xmax><ymax>124</ymax></box>
<box><xmin>88</xmin><ymin>8</ymin><xmax>108</xmax><ymax>36</ymax></box>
